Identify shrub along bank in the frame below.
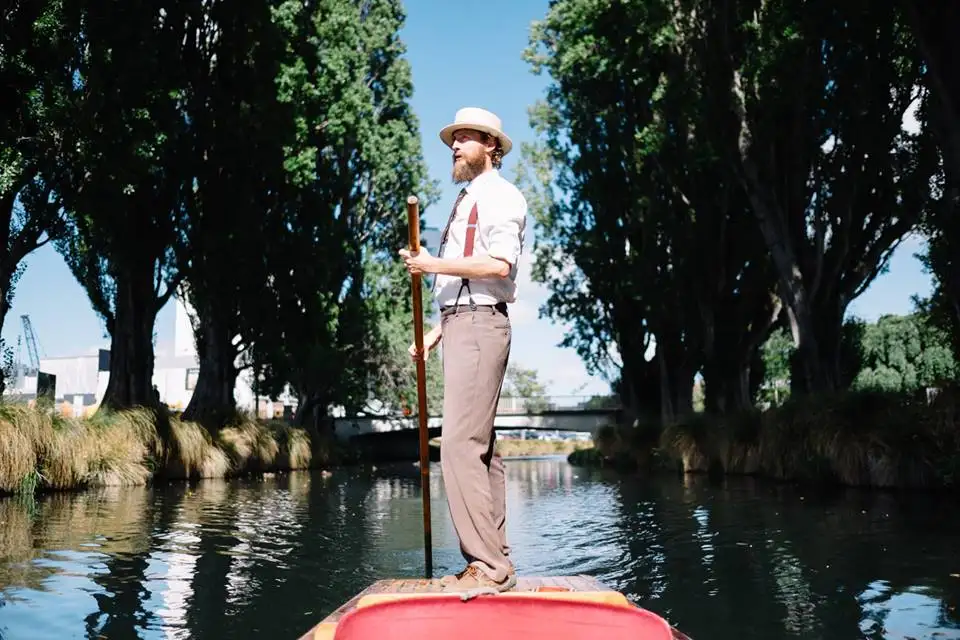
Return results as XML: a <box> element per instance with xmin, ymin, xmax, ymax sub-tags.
<box><xmin>571</xmin><ymin>389</ymin><xmax>960</xmax><ymax>490</ymax></box>
<box><xmin>0</xmin><ymin>404</ymin><xmax>346</xmax><ymax>496</ymax></box>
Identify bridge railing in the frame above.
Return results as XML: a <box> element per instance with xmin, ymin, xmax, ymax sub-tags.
<box><xmin>495</xmin><ymin>394</ymin><xmax>621</xmax><ymax>415</ymax></box>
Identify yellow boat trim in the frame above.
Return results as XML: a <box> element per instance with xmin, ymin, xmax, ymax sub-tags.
<box><xmin>355</xmin><ymin>590</ymin><xmax>633</xmax><ymax>609</ymax></box>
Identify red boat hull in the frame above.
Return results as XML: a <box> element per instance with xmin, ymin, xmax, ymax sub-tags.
<box><xmin>297</xmin><ymin>576</ymin><xmax>693</xmax><ymax>640</ymax></box>
<box><xmin>333</xmin><ymin>594</ymin><xmax>676</xmax><ymax>640</ymax></box>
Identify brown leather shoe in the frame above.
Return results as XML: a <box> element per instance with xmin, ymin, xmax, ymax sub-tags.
<box><xmin>438</xmin><ymin>566</ymin><xmax>469</xmax><ymax>586</ymax></box>
<box><xmin>439</xmin><ymin>562</ymin><xmax>515</xmax><ymax>587</ymax></box>
<box><xmin>440</xmin><ymin>564</ymin><xmax>517</xmax><ymax>593</ymax></box>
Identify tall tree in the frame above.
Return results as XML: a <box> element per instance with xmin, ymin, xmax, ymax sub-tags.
<box><xmin>521</xmin><ymin>0</ymin><xmax>780</xmax><ymax>422</ymax></box>
<box><xmin>1</xmin><ymin>0</ymin><xmax>77</xmax><ymax>380</ymax></box>
<box><xmin>176</xmin><ymin>0</ymin><xmax>288</xmax><ymax>426</ymax></box>
<box><xmin>263</xmin><ymin>0</ymin><xmax>436</xmax><ymax>426</ymax></box>
<box><xmin>502</xmin><ymin>362</ymin><xmax>549</xmax><ymax>413</ymax></box>
<box><xmin>524</xmin><ymin>0</ymin><xmax>940</xmax><ymax>415</ymax></box>
<box><xmin>51</xmin><ymin>0</ymin><xmax>191</xmax><ymax>410</ymax></box>
<box><xmin>521</xmin><ymin>0</ymin><xmax>699</xmax><ymax>425</ymax></box>
<box><xmin>724</xmin><ymin>0</ymin><xmax>939</xmax><ymax>394</ymax></box>
<box><xmin>904</xmin><ymin>1</ymin><xmax>960</xmax><ymax>365</ymax></box>
<box><xmin>360</xmin><ymin>261</ymin><xmax>444</xmax><ymax>417</ymax></box>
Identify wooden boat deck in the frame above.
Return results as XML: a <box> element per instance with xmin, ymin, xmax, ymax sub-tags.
<box><xmin>298</xmin><ymin>575</ymin><xmax>692</xmax><ymax>639</ymax></box>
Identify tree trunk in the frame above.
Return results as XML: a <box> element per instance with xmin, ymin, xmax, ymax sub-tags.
<box><xmin>704</xmin><ymin>343</ymin><xmax>763</xmax><ymax>415</ymax></box>
<box><xmin>0</xmin><ymin>190</ymin><xmax>15</xmax><ymax>332</ymax></box>
<box><xmin>656</xmin><ymin>334</ymin><xmax>695</xmax><ymax>425</ymax></box>
<box><xmin>731</xmin><ymin>71</ymin><xmax>834</xmax><ymax>395</ymax></box>
<box><xmin>182</xmin><ymin>307</ymin><xmax>238</xmax><ymax>429</ymax></box>
<box><xmin>614</xmin><ymin>325</ymin><xmax>660</xmax><ymax>425</ymax></box>
<box><xmin>293</xmin><ymin>392</ymin><xmax>328</xmax><ymax>429</ymax></box>
<box><xmin>0</xmin><ymin>280</ymin><xmax>12</xmax><ymax>396</ymax></box>
<box><xmin>745</xmin><ymin>184</ymin><xmax>832</xmax><ymax>396</ymax></box>
<box><xmin>293</xmin><ymin>391</ymin><xmax>334</xmax><ymax>460</ymax></box>
<box><xmin>99</xmin><ymin>268</ymin><xmax>159</xmax><ymax>411</ymax></box>
<box><xmin>729</xmin><ymin>363</ymin><xmax>752</xmax><ymax>411</ymax></box>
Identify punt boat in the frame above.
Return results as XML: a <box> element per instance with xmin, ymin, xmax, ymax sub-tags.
<box><xmin>298</xmin><ymin>574</ymin><xmax>693</xmax><ymax>639</ymax></box>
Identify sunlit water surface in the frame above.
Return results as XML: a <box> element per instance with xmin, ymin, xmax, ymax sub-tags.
<box><xmin>0</xmin><ymin>458</ymin><xmax>957</xmax><ymax>639</ymax></box>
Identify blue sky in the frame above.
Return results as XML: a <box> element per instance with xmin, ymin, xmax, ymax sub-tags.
<box><xmin>1</xmin><ymin>0</ymin><xmax>935</xmax><ymax>398</ymax></box>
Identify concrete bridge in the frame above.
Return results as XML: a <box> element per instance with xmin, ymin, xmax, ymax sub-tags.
<box><xmin>333</xmin><ymin>395</ymin><xmax>621</xmax><ymax>462</ymax></box>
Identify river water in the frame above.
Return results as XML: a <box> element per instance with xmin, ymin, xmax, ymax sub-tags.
<box><xmin>0</xmin><ymin>457</ymin><xmax>957</xmax><ymax>639</ymax></box>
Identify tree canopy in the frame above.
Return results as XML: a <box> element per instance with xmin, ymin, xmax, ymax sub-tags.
<box><xmin>3</xmin><ymin>0</ymin><xmax>960</xmax><ymax>434</ymax></box>
<box><xmin>518</xmin><ymin>0</ymin><xmax>950</xmax><ymax>422</ymax></box>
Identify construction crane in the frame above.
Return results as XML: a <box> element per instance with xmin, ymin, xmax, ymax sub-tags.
<box><xmin>20</xmin><ymin>314</ymin><xmax>41</xmax><ymax>375</ymax></box>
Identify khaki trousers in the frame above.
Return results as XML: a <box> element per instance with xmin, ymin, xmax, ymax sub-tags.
<box><xmin>440</xmin><ymin>304</ymin><xmax>512</xmax><ymax>582</ymax></box>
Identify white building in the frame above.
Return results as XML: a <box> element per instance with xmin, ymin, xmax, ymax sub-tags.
<box><xmin>5</xmin><ymin>297</ymin><xmax>297</xmax><ymax>419</ymax></box>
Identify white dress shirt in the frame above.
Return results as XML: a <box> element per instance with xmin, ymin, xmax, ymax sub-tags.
<box><xmin>434</xmin><ymin>169</ymin><xmax>527</xmax><ymax>308</ymax></box>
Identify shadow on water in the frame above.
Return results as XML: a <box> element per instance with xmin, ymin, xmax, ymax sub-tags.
<box><xmin>602</xmin><ymin>471</ymin><xmax>960</xmax><ymax>640</ymax></box>
<box><xmin>0</xmin><ymin>458</ymin><xmax>956</xmax><ymax>639</ymax></box>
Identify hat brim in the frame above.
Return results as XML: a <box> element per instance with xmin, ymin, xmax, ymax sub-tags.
<box><xmin>439</xmin><ymin>123</ymin><xmax>513</xmax><ymax>156</ymax></box>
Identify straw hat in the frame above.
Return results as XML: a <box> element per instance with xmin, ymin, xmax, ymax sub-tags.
<box><xmin>439</xmin><ymin>107</ymin><xmax>513</xmax><ymax>156</ymax></box>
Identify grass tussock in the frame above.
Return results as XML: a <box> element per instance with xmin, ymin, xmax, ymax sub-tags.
<box><xmin>161</xmin><ymin>412</ymin><xmax>315</xmax><ymax>480</ymax></box>
<box><xmin>215</xmin><ymin>415</ymin><xmax>313</xmax><ymax>473</ymax></box>
<box><xmin>0</xmin><ymin>403</ymin><xmax>324</xmax><ymax>495</ymax></box>
<box><xmin>164</xmin><ymin>418</ymin><xmax>232</xmax><ymax>480</ymax></box>
<box><xmin>658</xmin><ymin>388</ymin><xmax>960</xmax><ymax>489</ymax></box>
<box><xmin>493</xmin><ymin>438</ymin><xmax>592</xmax><ymax>458</ymax></box>
<box><xmin>0</xmin><ymin>405</ymin><xmax>160</xmax><ymax>494</ymax></box>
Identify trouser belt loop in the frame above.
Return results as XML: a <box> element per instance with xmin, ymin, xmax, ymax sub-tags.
<box><xmin>439</xmin><ymin>301</ymin><xmax>508</xmax><ymax>318</ymax></box>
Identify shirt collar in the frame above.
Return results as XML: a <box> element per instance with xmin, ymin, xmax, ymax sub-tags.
<box><xmin>465</xmin><ymin>168</ymin><xmax>499</xmax><ymax>195</ymax></box>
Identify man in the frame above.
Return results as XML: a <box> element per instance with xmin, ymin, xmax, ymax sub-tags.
<box><xmin>399</xmin><ymin>107</ymin><xmax>527</xmax><ymax>593</ymax></box>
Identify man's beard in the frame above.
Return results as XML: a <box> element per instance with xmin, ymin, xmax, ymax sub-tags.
<box><xmin>452</xmin><ymin>151</ymin><xmax>486</xmax><ymax>183</ymax></box>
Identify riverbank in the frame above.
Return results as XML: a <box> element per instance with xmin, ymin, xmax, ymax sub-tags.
<box><xmin>0</xmin><ymin>403</ymin><xmax>343</xmax><ymax>496</ymax></box>
<box><xmin>495</xmin><ymin>437</ymin><xmax>592</xmax><ymax>458</ymax></box>
<box><xmin>570</xmin><ymin>389</ymin><xmax>960</xmax><ymax>490</ymax></box>
<box><xmin>425</xmin><ymin>436</ymin><xmax>592</xmax><ymax>459</ymax></box>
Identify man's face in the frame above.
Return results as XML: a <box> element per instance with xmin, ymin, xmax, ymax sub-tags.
<box><xmin>451</xmin><ymin>129</ymin><xmax>492</xmax><ymax>183</ymax></box>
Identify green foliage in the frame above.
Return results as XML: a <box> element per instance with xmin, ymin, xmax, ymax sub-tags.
<box><xmin>758</xmin><ymin>312</ymin><xmax>956</xmax><ymax>404</ymax></box>
<box><xmin>762</xmin><ymin>328</ymin><xmax>794</xmax><ymax>386</ymax></box>
<box><xmin>521</xmin><ymin>0</ymin><xmax>940</xmax><ymax>414</ymax></box>
<box><xmin>502</xmin><ymin>363</ymin><xmax>549</xmax><ymax>413</ymax></box>
<box><xmin>0</xmin><ymin>0</ymin><xmax>75</xmax><ymax>336</ymax></box>
<box><xmin>172</xmin><ymin>0</ymin><xmax>299</xmax><ymax>422</ymax></box>
<box><xmin>756</xmin><ymin>327</ymin><xmax>794</xmax><ymax>407</ymax></box>
<box><xmin>852</xmin><ymin>313</ymin><xmax>956</xmax><ymax>393</ymax></box>
<box><xmin>24</xmin><ymin>0</ymin><xmax>437</xmax><ymax>420</ymax></box>
<box><xmin>258</xmin><ymin>0</ymin><xmax>439</xmax><ymax>418</ymax></box>
<box><xmin>731</xmin><ymin>0</ymin><xmax>939</xmax><ymax>394</ymax></box>
<box><xmin>906</xmin><ymin>3</ymin><xmax>960</xmax><ymax>379</ymax></box>
<box><xmin>520</xmin><ymin>0</ymin><xmax>789</xmax><ymax>419</ymax></box>
<box><xmin>52</xmin><ymin>0</ymin><xmax>189</xmax><ymax>319</ymax></box>
<box><xmin>916</xmin><ymin>229</ymin><xmax>960</xmax><ymax>370</ymax></box>
<box><xmin>46</xmin><ymin>0</ymin><xmax>193</xmax><ymax>409</ymax></box>
<box><xmin>360</xmin><ymin>260</ymin><xmax>443</xmax><ymax>417</ymax></box>
<box><xmin>7</xmin><ymin>0</ymin><xmax>960</xmax><ymax>437</ymax></box>
<box><xmin>0</xmin><ymin>339</ymin><xmax>16</xmax><ymax>397</ymax></box>
<box><xmin>520</xmin><ymin>0</ymin><xmax>672</xmax><ymax>385</ymax></box>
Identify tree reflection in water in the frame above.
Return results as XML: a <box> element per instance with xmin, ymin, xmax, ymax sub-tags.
<box><xmin>0</xmin><ymin>460</ymin><xmax>956</xmax><ymax>640</ymax></box>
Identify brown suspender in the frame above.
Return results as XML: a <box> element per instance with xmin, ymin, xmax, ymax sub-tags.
<box><xmin>455</xmin><ymin>202</ymin><xmax>479</xmax><ymax>310</ymax></box>
<box><xmin>463</xmin><ymin>202</ymin><xmax>478</xmax><ymax>257</ymax></box>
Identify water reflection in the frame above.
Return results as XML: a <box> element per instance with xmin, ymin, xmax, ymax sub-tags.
<box><xmin>0</xmin><ymin>459</ymin><xmax>956</xmax><ymax>639</ymax></box>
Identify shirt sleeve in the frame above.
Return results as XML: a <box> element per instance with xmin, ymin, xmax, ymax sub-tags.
<box><xmin>484</xmin><ymin>185</ymin><xmax>527</xmax><ymax>267</ymax></box>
